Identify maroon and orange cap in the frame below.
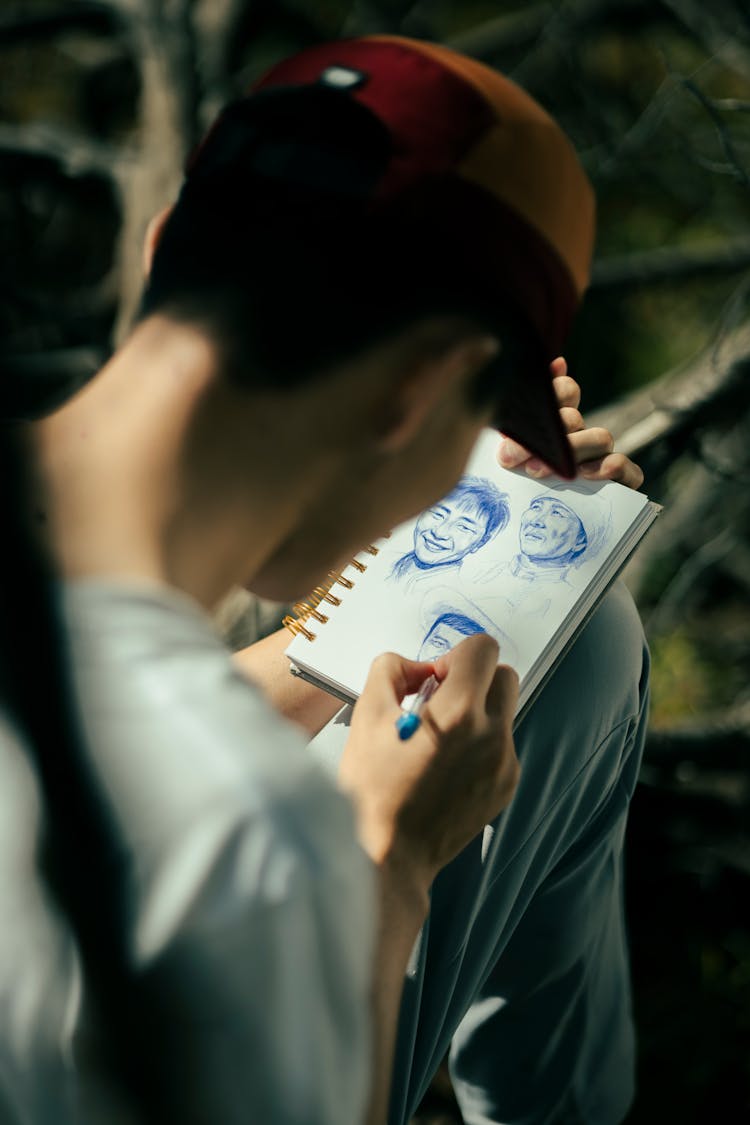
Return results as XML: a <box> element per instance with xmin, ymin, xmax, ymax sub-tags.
<box><xmin>194</xmin><ymin>35</ymin><xmax>596</xmax><ymax>478</ymax></box>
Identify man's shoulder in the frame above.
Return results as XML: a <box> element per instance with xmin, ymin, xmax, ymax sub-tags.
<box><xmin>61</xmin><ymin>578</ymin><xmax>355</xmax><ymax>861</ymax></box>
<box><xmin>62</xmin><ymin>579</ymin><xmax>289</xmax><ymax>743</ymax></box>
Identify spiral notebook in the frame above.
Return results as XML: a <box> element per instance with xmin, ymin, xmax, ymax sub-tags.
<box><xmin>284</xmin><ymin>429</ymin><xmax>661</xmax><ymax>726</ymax></box>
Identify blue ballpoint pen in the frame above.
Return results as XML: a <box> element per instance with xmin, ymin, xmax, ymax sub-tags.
<box><xmin>395</xmin><ymin>674</ymin><xmax>440</xmax><ymax>741</ymax></box>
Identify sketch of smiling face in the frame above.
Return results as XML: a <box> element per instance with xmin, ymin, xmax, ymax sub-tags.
<box><xmin>519</xmin><ymin>496</ymin><xmax>586</xmax><ymax>562</ymax></box>
<box><xmin>413</xmin><ymin>501</ymin><xmax>487</xmax><ymax>566</ymax></box>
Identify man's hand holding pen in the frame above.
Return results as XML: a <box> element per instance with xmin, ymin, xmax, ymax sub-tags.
<box><xmin>339</xmin><ymin>634</ymin><xmax>519</xmax><ymax>891</ymax></box>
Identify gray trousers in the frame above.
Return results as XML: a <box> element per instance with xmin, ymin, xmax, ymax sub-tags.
<box><xmin>309</xmin><ymin>581</ymin><xmax>650</xmax><ymax>1125</ymax></box>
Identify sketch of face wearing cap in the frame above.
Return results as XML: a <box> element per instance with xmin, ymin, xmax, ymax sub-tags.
<box><xmin>520</xmin><ymin>496</ymin><xmax>587</xmax><ymax>566</ymax></box>
<box><xmin>518</xmin><ymin>490</ymin><xmax>611</xmax><ymax>573</ymax></box>
<box><xmin>390</xmin><ymin>476</ymin><xmax>510</xmax><ymax>590</ymax></box>
<box><xmin>473</xmin><ymin>487</ymin><xmax>613</xmax><ymax>622</ymax></box>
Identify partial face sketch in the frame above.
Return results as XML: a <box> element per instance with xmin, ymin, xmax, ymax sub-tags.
<box><xmin>519</xmin><ymin>496</ymin><xmax>586</xmax><ymax>564</ymax></box>
<box><xmin>418</xmin><ymin>612</ymin><xmax>486</xmax><ymax>661</ymax></box>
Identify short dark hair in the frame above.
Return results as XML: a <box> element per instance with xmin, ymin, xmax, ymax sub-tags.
<box><xmin>426</xmin><ymin>612</ymin><xmax>485</xmax><ymax>640</ymax></box>
<box><xmin>139</xmin><ymin>87</ymin><xmax>537</xmax><ymax>410</ymax></box>
<box><xmin>441</xmin><ymin>475</ymin><xmax>511</xmax><ymax>550</ymax></box>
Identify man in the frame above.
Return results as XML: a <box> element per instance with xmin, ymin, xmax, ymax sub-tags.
<box><xmin>476</xmin><ymin>487</ymin><xmax>613</xmax><ymax>620</ymax></box>
<box><xmin>519</xmin><ymin>489</ymin><xmax>611</xmax><ymax>573</ymax></box>
<box><xmin>520</xmin><ymin>494</ymin><xmax>588</xmax><ymax>565</ymax></box>
<box><xmin>29</xmin><ymin>33</ymin><xmax>647</xmax><ymax>1125</ymax></box>
<box><xmin>418</xmin><ymin>610</ymin><xmax>486</xmax><ymax>660</ymax></box>
<box><xmin>389</xmin><ymin>476</ymin><xmax>510</xmax><ymax>588</ymax></box>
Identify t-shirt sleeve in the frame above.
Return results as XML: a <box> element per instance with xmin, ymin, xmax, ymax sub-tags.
<box><xmin>131</xmin><ymin>774</ymin><xmax>375</xmax><ymax>1125</ymax></box>
<box><xmin>64</xmin><ymin>583</ymin><xmax>376</xmax><ymax>1125</ymax></box>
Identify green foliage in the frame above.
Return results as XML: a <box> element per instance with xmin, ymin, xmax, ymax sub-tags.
<box><xmin>648</xmin><ymin>605</ymin><xmax>749</xmax><ymax>728</ymax></box>
<box><xmin>649</xmin><ymin>628</ymin><xmax>725</xmax><ymax>727</ymax></box>
<box><xmin>571</xmin><ymin>272</ymin><xmax>744</xmax><ymax>405</ymax></box>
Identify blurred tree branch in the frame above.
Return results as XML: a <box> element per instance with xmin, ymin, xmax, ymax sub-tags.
<box><xmin>589</xmin><ymin>323</ymin><xmax>750</xmax><ymax>458</ymax></box>
<box><xmin>0</xmin><ymin>122</ymin><xmax>129</xmax><ymax>178</ymax></box>
<box><xmin>0</xmin><ymin>1</ymin><xmax>121</xmax><ymax>42</ymax></box>
<box><xmin>591</xmin><ymin>238</ymin><xmax>750</xmax><ymax>290</ymax></box>
<box><xmin>659</xmin><ymin>0</ymin><xmax>750</xmax><ymax>80</ymax></box>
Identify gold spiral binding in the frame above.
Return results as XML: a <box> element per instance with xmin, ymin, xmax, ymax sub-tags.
<box><xmin>311</xmin><ymin>585</ymin><xmax>341</xmax><ymax>607</ymax></box>
<box><xmin>282</xmin><ymin>614</ymin><xmax>316</xmax><ymax>641</ymax></box>
<box><xmin>282</xmin><ymin>542</ymin><xmax>381</xmax><ymax>641</ymax></box>
<box><xmin>292</xmin><ymin>599</ymin><xmax>328</xmax><ymax>624</ymax></box>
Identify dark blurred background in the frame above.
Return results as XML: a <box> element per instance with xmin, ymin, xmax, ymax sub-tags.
<box><xmin>1</xmin><ymin>1</ymin><xmax>749</xmax><ymax>1121</ymax></box>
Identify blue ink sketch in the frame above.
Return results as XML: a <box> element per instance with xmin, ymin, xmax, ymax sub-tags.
<box><xmin>517</xmin><ymin>490</ymin><xmax>612</xmax><ymax>571</ymax></box>
<box><xmin>417</xmin><ymin>611</ymin><xmax>487</xmax><ymax>661</ymax></box>
<box><xmin>417</xmin><ymin>587</ymin><xmax>520</xmax><ymax>666</ymax></box>
<box><xmin>390</xmin><ymin>476</ymin><xmax>510</xmax><ymax>585</ymax></box>
<box><xmin>473</xmin><ymin>488</ymin><xmax>614</xmax><ymax>621</ymax></box>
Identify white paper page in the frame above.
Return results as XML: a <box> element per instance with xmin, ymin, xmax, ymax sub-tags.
<box><xmin>286</xmin><ymin>428</ymin><xmax>652</xmax><ymax>698</ymax></box>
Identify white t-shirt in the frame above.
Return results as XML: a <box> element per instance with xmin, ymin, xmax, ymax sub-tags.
<box><xmin>3</xmin><ymin>580</ymin><xmax>375</xmax><ymax>1124</ymax></box>
<box><xmin>0</xmin><ymin>714</ymin><xmax>80</xmax><ymax>1125</ymax></box>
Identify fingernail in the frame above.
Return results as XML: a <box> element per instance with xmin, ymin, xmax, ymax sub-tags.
<box><xmin>498</xmin><ymin>439</ymin><xmax>521</xmax><ymax>466</ymax></box>
<box><xmin>525</xmin><ymin>458</ymin><xmax>547</xmax><ymax>477</ymax></box>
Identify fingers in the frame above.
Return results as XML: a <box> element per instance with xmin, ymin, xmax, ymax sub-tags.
<box><xmin>497</xmin><ymin>359</ymin><xmax>582</xmax><ymax>472</ymax></box>
<box><xmin>431</xmin><ymin>633</ymin><xmax>500</xmax><ymax>725</ymax></box>
<box><xmin>551</xmin><ymin>372</ymin><xmax>581</xmax><ymax>411</ymax></box>
<box><xmin>468</xmin><ymin>661</ymin><xmax>520</xmax><ymax>802</ymax></box>
<box><xmin>567</xmin><ymin>425</ymin><xmax>615</xmax><ymax>464</ymax></box>
<box><xmin>485</xmin><ymin>663</ymin><xmax>520</xmax><ymax>728</ymax></box>
<box><xmin>344</xmin><ymin>638</ymin><xmax>520</xmax><ymax>878</ymax></box>
<box><xmin>568</xmin><ymin>428</ymin><xmax>645</xmax><ymax>489</ymax></box>
<box><xmin>578</xmin><ymin>451</ymin><xmax>645</xmax><ymax>490</ymax></box>
<box><xmin>496</xmin><ymin>356</ymin><xmax>645</xmax><ymax>491</ymax></box>
<box><xmin>360</xmin><ymin>653</ymin><xmax>436</xmax><ymax>715</ymax></box>
<box><xmin>360</xmin><ymin>635</ymin><xmax>505</xmax><ymax>730</ymax></box>
<box><xmin>498</xmin><ymin>405</ymin><xmax>584</xmax><ymax>476</ymax></box>
<box><xmin>425</xmin><ymin>640</ymin><xmax>520</xmax><ymax>818</ymax></box>
<box><xmin>497</xmin><ymin>435</ymin><xmax>534</xmax><ymax>470</ymax></box>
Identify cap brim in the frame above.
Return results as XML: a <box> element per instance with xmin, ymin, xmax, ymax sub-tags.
<box><xmin>492</xmin><ymin>355</ymin><xmax>576</xmax><ymax>479</ymax></box>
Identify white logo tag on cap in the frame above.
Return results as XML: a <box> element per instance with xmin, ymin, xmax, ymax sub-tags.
<box><xmin>319</xmin><ymin>65</ymin><xmax>367</xmax><ymax>90</ymax></box>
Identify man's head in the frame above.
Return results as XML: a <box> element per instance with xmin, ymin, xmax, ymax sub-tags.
<box><xmin>518</xmin><ymin>488</ymin><xmax>611</xmax><ymax>569</ymax></box>
<box><xmin>418</xmin><ymin>611</ymin><xmax>486</xmax><ymax>661</ymax></box>
<box><xmin>141</xmin><ymin>36</ymin><xmax>595</xmax><ymax>477</ymax></box>
<box><xmin>519</xmin><ymin>496</ymin><xmax>586</xmax><ymax>566</ymax></box>
<box><xmin>412</xmin><ymin>476</ymin><xmax>509</xmax><ymax>568</ymax></box>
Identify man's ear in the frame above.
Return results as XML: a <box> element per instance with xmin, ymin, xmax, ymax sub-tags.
<box><xmin>142</xmin><ymin>205</ymin><xmax>174</xmax><ymax>277</ymax></box>
<box><xmin>377</xmin><ymin>329</ymin><xmax>499</xmax><ymax>453</ymax></box>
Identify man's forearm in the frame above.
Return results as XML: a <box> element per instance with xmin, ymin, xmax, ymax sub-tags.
<box><xmin>233</xmin><ymin>628</ymin><xmax>342</xmax><ymax>736</ymax></box>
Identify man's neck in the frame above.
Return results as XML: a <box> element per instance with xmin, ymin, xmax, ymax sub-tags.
<box><xmin>511</xmin><ymin>553</ymin><xmax>570</xmax><ymax>582</ymax></box>
<box><xmin>34</xmin><ymin>318</ymin><xmax>331</xmax><ymax>609</ymax></box>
